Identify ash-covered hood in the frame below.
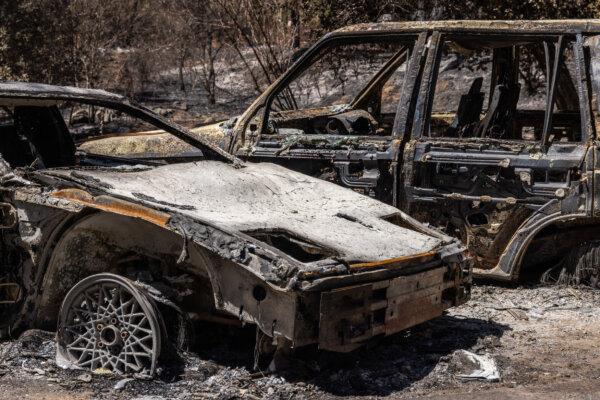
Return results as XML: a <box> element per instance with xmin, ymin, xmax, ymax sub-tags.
<box><xmin>43</xmin><ymin>161</ymin><xmax>442</xmax><ymax>263</ymax></box>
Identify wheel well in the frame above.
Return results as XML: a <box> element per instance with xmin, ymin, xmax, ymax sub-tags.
<box><xmin>35</xmin><ymin>211</ymin><xmax>218</xmax><ymax>330</ymax></box>
<box><xmin>519</xmin><ymin>218</ymin><xmax>600</xmax><ymax>280</ymax></box>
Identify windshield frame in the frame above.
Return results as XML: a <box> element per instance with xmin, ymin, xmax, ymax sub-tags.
<box><xmin>234</xmin><ymin>33</ymin><xmax>418</xmax><ymax>141</ymax></box>
<box><xmin>0</xmin><ymin>90</ymin><xmax>241</xmax><ymax>165</ymax></box>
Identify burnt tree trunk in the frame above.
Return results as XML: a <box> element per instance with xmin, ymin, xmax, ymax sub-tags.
<box><xmin>178</xmin><ymin>57</ymin><xmax>186</xmax><ymax>93</ymax></box>
<box><xmin>204</xmin><ymin>28</ymin><xmax>217</xmax><ymax>104</ymax></box>
<box><xmin>289</xmin><ymin>0</ymin><xmax>300</xmax><ymax>49</ymax></box>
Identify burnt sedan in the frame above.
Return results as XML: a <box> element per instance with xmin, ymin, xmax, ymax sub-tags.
<box><xmin>0</xmin><ymin>82</ymin><xmax>470</xmax><ymax>376</ymax></box>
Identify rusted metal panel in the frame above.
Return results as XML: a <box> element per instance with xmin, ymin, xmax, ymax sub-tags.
<box><xmin>574</xmin><ymin>34</ymin><xmax>595</xmax><ymax>143</ymax></box>
<box><xmin>411</xmin><ymin>32</ymin><xmax>442</xmax><ymax>139</ymax></box>
<box><xmin>392</xmin><ymin>31</ymin><xmax>429</xmax><ymax>139</ymax></box>
<box><xmin>318</xmin><ymin>284</ymin><xmax>373</xmax><ymax>351</ymax></box>
<box><xmin>349</xmin><ymin>250</ymin><xmax>437</xmax><ymax>272</ymax></box>
<box><xmin>51</xmin><ymin>188</ymin><xmax>171</xmax><ymax>226</ymax></box>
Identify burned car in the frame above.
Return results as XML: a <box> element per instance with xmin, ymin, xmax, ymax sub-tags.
<box><xmin>0</xmin><ymin>83</ymin><xmax>470</xmax><ymax>376</ymax></box>
<box><xmin>84</xmin><ymin>20</ymin><xmax>600</xmax><ymax>284</ymax></box>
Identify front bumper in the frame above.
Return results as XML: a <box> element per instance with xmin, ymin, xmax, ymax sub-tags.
<box><xmin>214</xmin><ymin>246</ymin><xmax>471</xmax><ymax>353</ymax></box>
<box><xmin>316</xmin><ymin>260</ymin><xmax>471</xmax><ymax>352</ymax></box>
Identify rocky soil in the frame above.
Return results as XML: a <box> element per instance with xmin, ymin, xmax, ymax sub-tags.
<box><xmin>1</xmin><ymin>283</ymin><xmax>600</xmax><ymax>399</ymax></box>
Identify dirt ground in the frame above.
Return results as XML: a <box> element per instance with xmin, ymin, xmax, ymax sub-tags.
<box><xmin>1</xmin><ymin>283</ymin><xmax>600</xmax><ymax>399</ymax></box>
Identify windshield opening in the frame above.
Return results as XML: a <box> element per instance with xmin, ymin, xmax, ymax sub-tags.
<box><xmin>0</xmin><ymin>101</ymin><xmax>206</xmax><ymax>170</ymax></box>
<box><xmin>256</xmin><ymin>35</ymin><xmax>416</xmax><ymax>139</ymax></box>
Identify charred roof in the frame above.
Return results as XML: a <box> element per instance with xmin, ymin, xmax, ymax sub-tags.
<box><xmin>335</xmin><ymin>20</ymin><xmax>600</xmax><ymax>35</ymax></box>
<box><xmin>0</xmin><ymin>82</ymin><xmax>127</xmax><ymax>103</ymax></box>
<box><xmin>0</xmin><ymin>81</ymin><xmax>127</xmax><ymax>104</ymax></box>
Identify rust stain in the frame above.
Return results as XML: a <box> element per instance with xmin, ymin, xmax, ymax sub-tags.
<box><xmin>349</xmin><ymin>251</ymin><xmax>437</xmax><ymax>271</ymax></box>
<box><xmin>52</xmin><ymin>188</ymin><xmax>171</xmax><ymax>226</ymax></box>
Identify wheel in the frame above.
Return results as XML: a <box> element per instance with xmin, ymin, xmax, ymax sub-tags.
<box><xmin>540</xmin><ymin>240</ymin><xmax>600</xmax><ymax>287</ymax></box>
<box><xmin>57</xmin><ymin>273</ymin><xmax>162</xmax><ymax>376</ymax></box>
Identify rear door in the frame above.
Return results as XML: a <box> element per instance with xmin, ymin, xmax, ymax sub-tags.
<box><xmin>401</xmin><ymin>32</ymin><xmax>595</xmax><ymax>269</ymax></box>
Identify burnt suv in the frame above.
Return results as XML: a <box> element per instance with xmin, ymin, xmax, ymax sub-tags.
<box><xmin>83</xmin><ymin>20</ymin><xmax>600</xmax><ymax>283</ymax></box>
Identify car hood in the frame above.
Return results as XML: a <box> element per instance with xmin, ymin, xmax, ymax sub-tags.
<box><xmin>43</xmin><ymin>161</ymin><xmax>442</xmax><ymax>263</ymax></box>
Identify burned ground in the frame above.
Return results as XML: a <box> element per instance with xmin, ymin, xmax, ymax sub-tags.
<box><xmin>0</xmin><ymin>283</ymin><xmax>599</xmax><ymax>399</ymax></box>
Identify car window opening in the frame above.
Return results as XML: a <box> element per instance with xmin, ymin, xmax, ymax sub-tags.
<box><xmin>256</xmin><ymin>37</ymin><xmax>415</xmax><ymax>139</ymax></box>
<box><xmin>0</xmin><ymin>102</ymin><xmax>200</xmax><ymax>170</ymax></box>
<box><xmin>427</xmin><ymin>36</ymin><xmax>583</xmax><ymax>143</ymax></box>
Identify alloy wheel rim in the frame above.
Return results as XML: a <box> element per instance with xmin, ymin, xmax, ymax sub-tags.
<box><xmin>57</xmin><ymin>273</ymin><xmax>161</xmax><ymax>375</ymax></box>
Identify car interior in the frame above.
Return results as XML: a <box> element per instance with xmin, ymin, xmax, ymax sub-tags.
<box><xmin>428</xmin><ymin>37</ymin><xmax>583</xmax><ymax>143</ymax></box>
<box><xmin>0</xmin><ymin>106</ymin><xmax>76</xmax><ymax>169</ymax></box>
<box><xmin>0</xmin><ymin>103</ymin><xmax>189</xmax><ymax>170</ymax></box>
<box><xmin>261</xmin><ymin>35</ymin><xmax>584</xmax><ymax>144</ymax></box>
<box><xmin>263</xmin><ymin>38</ymin><xmax>412</xmax><ymax>138</ymax></box>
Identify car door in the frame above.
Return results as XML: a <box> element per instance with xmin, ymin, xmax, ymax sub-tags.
<box><xmin>400</xmin><ymin>32</ymin><xmax>596</xmax><ymax>270</ymax></box>
<box><xmin>234</xmin><ymin>32</ymin><xmax>428</xmax><ymax>204</ymax></box>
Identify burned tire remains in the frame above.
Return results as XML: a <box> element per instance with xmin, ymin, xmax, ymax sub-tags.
<box><xmin>540</xmin><ymin>241</ymin><xmax>600</xmax><ymax>288</ymax></box>
<box><xmin>56</xmin><ymin>273</ymin><xmax>162</xmax><ymax>376</ymax></box>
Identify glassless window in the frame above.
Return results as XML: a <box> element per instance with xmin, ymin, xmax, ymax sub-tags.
<box><xmin>380</xmin><ymin>62</ymin><xmax>407</xmax><ymax>114</ymax></box>
<box><xmin>272</xmin><ymin>40</ymin><xmax>409</xmax><ymax>112</ymax></box>
<box><xmin>428</xmin><ymin>37</ymin><xmax>582</xmax><ymax>143</ymax></box>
